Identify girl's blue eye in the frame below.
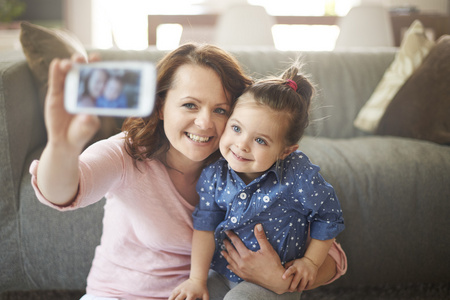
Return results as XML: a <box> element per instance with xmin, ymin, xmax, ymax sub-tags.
<box><xmin>232</xmin><ymin>125</ymin><xmax>241</xmax><ymax>133</ymax></box>
<box><xmin>256</xmin><ymin>138</ymin><xmax>266</xmax><ymax>145</ymax></box>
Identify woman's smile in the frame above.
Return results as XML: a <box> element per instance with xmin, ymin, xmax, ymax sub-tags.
<box><xmin>185</xmin><ymin>132</ymin><xmax>213</xmax><ymax>143</ymax></box>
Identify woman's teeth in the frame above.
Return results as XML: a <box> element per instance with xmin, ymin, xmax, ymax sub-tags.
<box><xmin>187</xmin><ymin>133</ymin><xmax>211</xmax><ymax>143</ymax></box>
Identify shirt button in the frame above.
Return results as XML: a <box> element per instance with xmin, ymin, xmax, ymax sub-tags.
<box><xmin>263</xmin><ymin>195</ymin><xmax>270</xmax><ymax>203</ymax></box>
<box><xmin>231</xmin><ymin>217</ymin><xmax>238</xmax><ymax>223</ymax></box>
<box><xmin>239</xmin><ymin>192</ymin><xmax>247</xmax><ymax>200</ymax></box>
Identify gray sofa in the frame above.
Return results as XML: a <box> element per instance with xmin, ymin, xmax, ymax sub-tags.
<box><xmin>1</xmin><ymin>47</ymin><xmax>450</xmax><ymax>299</ymax></box>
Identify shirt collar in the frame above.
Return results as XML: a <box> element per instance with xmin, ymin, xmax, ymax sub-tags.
<box><xmin>221</xmin><ymin>157</ymin><xmax>283</xmax><ymax>185</ymax></box>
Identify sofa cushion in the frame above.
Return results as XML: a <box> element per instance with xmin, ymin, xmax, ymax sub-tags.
<box><xmin>19</xmin><ymin>22</ymin><xmax>123</xmax><ymax>145</ymax></box>
<box><xmin>376</xmin><ymin>35</ymin><xmax>450</xmax><ymax>144</ymax></box>
<box><xmin>353</xmin><ymin>20</ymin><xmax>434</xmax><ymax>133</ymax></box>
<box><xmin>299</xmin><ymin>135</ymin><xmax>450</xmax><ymax>285</ymax></box>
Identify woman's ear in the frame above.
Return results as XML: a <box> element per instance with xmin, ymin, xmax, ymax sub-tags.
<box><xmin>279</xmin><ymin>144</ymin><xmax>299</xmax><ymax>160</ymax></box>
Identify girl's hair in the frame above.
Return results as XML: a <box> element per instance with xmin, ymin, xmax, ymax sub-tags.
<box><xmin>241</xmin><ymin>62</ymin><xmax>315</xmax><ymax>146</ymax></box>
<box><xmin>122</xmin><ymin>43</ymin><xmax>252</xmax><ymax>164</ymax></box>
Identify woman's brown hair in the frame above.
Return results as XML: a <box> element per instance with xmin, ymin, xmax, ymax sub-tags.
<box><xmin>122</xmin><ymin>43</ymin><xmax>252</xmax><ymax>164</ymax></box>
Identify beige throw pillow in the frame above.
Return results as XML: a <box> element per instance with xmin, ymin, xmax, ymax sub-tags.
<box><xmin>353</xmin><ymin>20</ymin><xmax>435</xmax><ymax>132</ymax></box>
<box><xmin>19</xmin><ymin>21</ymin><xmax>88</xmax><ymax>112</ymax></box>
<box><xmin>20</xmin><ymin>22</ymin><xmax>122</xmax><ymax>146</ymax></box>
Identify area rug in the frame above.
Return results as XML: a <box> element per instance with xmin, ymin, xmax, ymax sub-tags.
<box><xmin>1</xmin><ymin>283</ymin><xmax>449</xmax><ymax>300</ymax></box>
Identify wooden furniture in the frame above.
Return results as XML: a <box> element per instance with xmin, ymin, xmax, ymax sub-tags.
<box><xmin>148</xmin><ymin>14</ymin><xmax>338</xmax><ymax>46</ymax></box>
<box><xmin>148</xmin><ymin>13</ymin><xmax>450</xmax><ymax>47</ymax></box>
<box><xmin>390</xmin><ymin>13</ymin><xmax>450</xmax><ymax>45</ymax></box>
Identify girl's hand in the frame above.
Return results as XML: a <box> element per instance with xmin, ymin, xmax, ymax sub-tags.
<box><xmin>169</xmin><ymin>278</ymin><xmax>209</xmax><ymax>300</ymax></box>
<box><xmin>45</xmin><ymin>54</ymin><xmax>101</xmax><ymax>153</ymax></box>
<box><xmin>283</xmin><ymin>257</ymin><xmax>319</xmax><ymax>292</ymax></box>
<box><xmin>221</xmin><ymin>224</ymin><xmax>291</xmax><ymax>294</ymax></box>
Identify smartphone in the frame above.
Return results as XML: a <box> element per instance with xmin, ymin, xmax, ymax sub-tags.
<box><xmin>64</xmin><ymin>61</ymin><xmax>156</xmax><ymax>117</ymax></box>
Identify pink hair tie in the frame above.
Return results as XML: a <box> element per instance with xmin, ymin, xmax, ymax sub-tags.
<box><xmin>285</xmin><ymin>79</ymin><xmax>297</xmax><ymax>91</ymax></box>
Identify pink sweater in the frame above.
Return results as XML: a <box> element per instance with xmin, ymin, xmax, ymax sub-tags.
<box><xmin>30</xmin><ymin>134</ymin><xmax>194</xmax><ymax>299</ymax></box>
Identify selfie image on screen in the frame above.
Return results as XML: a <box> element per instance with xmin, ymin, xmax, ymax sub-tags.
<box><xmin>77</xmin><ymin>67</ymin><xmax>142</xmax><ymax>110</ymax></box>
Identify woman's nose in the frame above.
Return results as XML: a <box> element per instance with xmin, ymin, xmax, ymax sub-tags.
<box><xmin>194</xmin><ymin>110</ymin><xmax>213</xmax><ymax>129</ymax></box>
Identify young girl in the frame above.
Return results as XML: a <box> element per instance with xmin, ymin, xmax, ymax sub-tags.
<box><xmin>170</xmin><ymin>63</ymin><xmax>345</xmax><ymax>300</ymax></box>
<box><xmin>96</xmin><ymin>75</ymin><xmax>128</xmax><ymax>108</ymax></box>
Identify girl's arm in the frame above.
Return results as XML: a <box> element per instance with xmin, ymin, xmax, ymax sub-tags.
<box><xmin>283</xmin><ymin>238</ymin><xmax>334</xmax><ymax>292</ymax></box>
<box><xmin>304</xmin><ymin>252</ymin><xmax>339</xmax><ymax>290</ymax></box>
<box><xmin>169</xmin><ymin>230</ymin><xmax>216</xmax><ymax>300</ymax></box>
<box><xmin>303</xmin><ymin>238</ymin><xmax>334</xmax><ymax>271</ymax></box>
<box><xmin>190</xmin><ymin>230</ymin><xmax>216</xmax><ymax>283</ymax></box>
<box><xmin>37</xmin><ymin>56</ymin><xmax>100</xmax><ymax>206</ymax></box>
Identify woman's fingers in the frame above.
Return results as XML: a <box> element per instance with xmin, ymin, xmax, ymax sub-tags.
<box><xmin>224</xmin><ymin>230</ymin><xmax>248</xmax><ymax>257</ymax></box>
<box><xmin>253</xmin><ymin>223</ymin><xmax>272</xmax><ymax>251</ymax></box>
<box><xmin>47</xmin><ymin>58</ymin><xmax>72</xmax><ymax>104</ymax></box>
<box><xmin>88</xmin><ymin>52</ymin><xmax>101</xmax><ymax>63</ymax></box>
<box><xmin>71</xmin><ymin>53</ymin><xmax>87</xmax><ymax>63</ymax></box>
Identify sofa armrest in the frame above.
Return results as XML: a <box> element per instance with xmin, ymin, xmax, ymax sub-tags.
<box><xmin>0</xmin><ymin>51</ymin><xmax>47</xmax><ymax>291</ymax></box>
<box><xmin>0</xmin><ymin>51</ymin><xmax>46</xmax><ymax>208</ymax></box>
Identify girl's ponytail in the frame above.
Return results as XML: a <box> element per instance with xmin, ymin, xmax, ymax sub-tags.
<box><xmin>279</xmin><ymin>63</ymin><xmax>315</xmax><ymax>144</ymax></box>
<box><xmin>240</xmin><ymin>60</ymin><xmax>315</xmax><ymax>146</ymax></box>
<box><xmin>280</xmin><ymin>64</ymin><xmax>314</xmax><ymax>111</ymax></box>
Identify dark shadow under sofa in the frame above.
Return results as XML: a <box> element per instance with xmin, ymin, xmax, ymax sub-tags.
<box><xmin>1</xmin><ymin>35</ymin><xmax>450</xmax><ymax>299</ymax></box>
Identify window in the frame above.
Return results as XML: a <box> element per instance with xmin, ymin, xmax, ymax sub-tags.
<box><xmin>91</xmin><ymin>0</ymin><xmax>361</xmax><ymax>50</ymax></box>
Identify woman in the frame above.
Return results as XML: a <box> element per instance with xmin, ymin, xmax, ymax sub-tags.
<box><xmin>77</xmin><ymin>68</ymin><xmax>109</xmax><ymax>107</ymax></box>
<box><xmin>31</xmin><ymin>43</ymin><xmax>346</xmax><ymax>300</ymax></box>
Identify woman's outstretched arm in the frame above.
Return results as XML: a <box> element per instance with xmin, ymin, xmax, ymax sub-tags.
<box><xmin>37</xmin><ymin>56</ymin><xmax>100</xmax><ymax>206</ymax></box>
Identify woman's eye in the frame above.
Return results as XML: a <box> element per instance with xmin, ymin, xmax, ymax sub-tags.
<box><xmin>255</xmin><ymin>138</ymin><xmax>267</xmax><ymax>145</ymax></box>
<box><xmin>214</xmin><ymin>108</ymin><xmax>227</xmax><ymax>115</ymax></box>
<box><xmin>183</xmin><ymin>103</ymin><xmax>196</xmax><ymax>109</ymax></box>
<box><xmin>232</xmin><ymin>125</ymin><xmax>241</xmax><ymax>133</ymax></box>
